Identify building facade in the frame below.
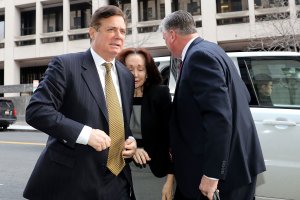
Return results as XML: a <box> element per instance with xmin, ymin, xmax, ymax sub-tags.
<box><xmin>0</xmin><ymin>0</ymin><xmax>299</xmax><ymax>97</ymax></box>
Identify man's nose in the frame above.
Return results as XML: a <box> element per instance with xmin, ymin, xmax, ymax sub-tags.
<box><xmin>115</xmin><ymin>29</ymin><xmax>125</xmax><ymax>38</ymax></box>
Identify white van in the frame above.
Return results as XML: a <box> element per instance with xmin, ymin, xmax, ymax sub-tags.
<box><xmin>154</xmin><ymin>52</ymin><xmax>300</xmax><ymax>200</ymax></box>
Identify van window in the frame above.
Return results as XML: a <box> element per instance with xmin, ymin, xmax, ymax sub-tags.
<box><xmin>154</xmin><ymin>56</ymin><xmax>179</xmax><ymax>94</ymax></box>
<box><xmin>238</xmin><ymin>56</ymin><xmax>300</xmax><ymax>108</ymax></box>
<box><xmin>154</xmin><ymin>56</ymin><xmax>172</xmax><ymax>85</ymax></box>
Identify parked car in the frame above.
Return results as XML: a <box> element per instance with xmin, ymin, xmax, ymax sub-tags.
<box><xmin>0</xmin><ymin>99</ymin><xmax>17</xmax><ymax>130</ymax></box>
<box><xmin>154</xmin><ymin>51</ymin><xmax>300</xmax><ymax>200</ymax></box>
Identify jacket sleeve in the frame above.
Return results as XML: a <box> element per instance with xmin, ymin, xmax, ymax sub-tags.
<box><xmin>26</xmin><ymin>56</ymin><xmax>84</xmax><ymax>148</ymax></box>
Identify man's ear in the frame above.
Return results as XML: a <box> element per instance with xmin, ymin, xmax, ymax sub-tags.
<box><xmin>169</xmin><ymin>30</ymin><xmax>177</xmax><ymax>43</ymax></box>
<box><xmin>88</xmin><ymin>27</ymin><xmax>96</xmax><ymax>40</ymax></box>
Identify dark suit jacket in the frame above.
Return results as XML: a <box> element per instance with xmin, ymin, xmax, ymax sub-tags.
<box><xmin>138</xmin><ymin>85</ymin><xmax>172</xmax><ymax>177</ymax></box>
<box><xmin>23</xmin><ymin>49</ymin><xmax>135</xmax><ymax>200</ymax></box>
<box><xmin>170</xmin><ymin>37</ymin><xmax>266</xmax><ymax>198</ymax></box>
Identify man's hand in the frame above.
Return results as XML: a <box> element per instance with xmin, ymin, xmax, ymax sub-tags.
<box><xmin>87</xmin><ymin>129</ymin><xmax>111</xmax><ymax>151</ymax></box>
<box><xmin>199</xmin><ymin>175</ymin><xmax>218</xmax><ymax>200</ymax></box>
<box><xmin>122</xmin><ymin>137</ymin><xmax>137</xmax><ymax>158</ymax></box>
<box><xmin>133</xmin><ymin>148</ymin><xmax>151</xmax><ymax>165</ymax></box>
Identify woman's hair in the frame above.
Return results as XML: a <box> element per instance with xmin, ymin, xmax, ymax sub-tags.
<box><xmin>117</xmin><ymin>48</ymin><xmax>162</xmax><ymax>87</ymax></box>
<box><xmin>89</xmin><ymin>5</ymin><xmax>127</xmax><ymax>29</ymax></box>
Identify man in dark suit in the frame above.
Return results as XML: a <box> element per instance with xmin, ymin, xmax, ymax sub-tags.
<box><xmin>160</xmin><ymin>10</ymin><xmax>266</xmax><ymax>200</ymax></box>
<box><xmin>23</xmin><ymin>5</ymin><xmax>136</xmax><ymax>200</ymax></box>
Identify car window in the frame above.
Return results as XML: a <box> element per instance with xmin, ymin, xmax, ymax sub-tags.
<box><xmin>237</xmin><ymin>56</ymin><xmax>300</xmax><ymax>108</ymax></box>
<box><xmin>154</xmin><ymin>57</ymin><xmax>172</xmax><ymax>86</ymax></box>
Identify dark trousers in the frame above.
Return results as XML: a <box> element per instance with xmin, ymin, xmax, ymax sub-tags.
<box><xmin>101</xmin><ymin>169</ymin><xmax>131</xmax><ymax>200</ymax></box>
<box><xmin>220</xmin><ymin>176</ymin><xmax>257</xmax><ymax>200</ymax></box>
<box><xmin>174</xmin><ymin>176</ymin><xmax>257</xmax><ymax>200</ymax></box>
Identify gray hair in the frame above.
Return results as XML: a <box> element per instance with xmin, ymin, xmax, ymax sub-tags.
<box><xmin>159</xmin><ymin>10</ymin><xmax>197</xmax><ymax>35</ymax></box>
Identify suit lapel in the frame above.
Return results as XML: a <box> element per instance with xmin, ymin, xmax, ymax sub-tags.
<box><xmin>173</xmin><ymin>37</ymin><xmax>204</xmax><ymax>101</ymax></box>
<box><xmin>81</xmin><ymin>49</ymin><xmax>108</xmax><ymax>121</ymax></box>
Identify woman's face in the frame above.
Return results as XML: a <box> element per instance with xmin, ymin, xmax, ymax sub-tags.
<box><xmin>125</xmin><ymin>53</ymin><xmax>147</xmax><ymax>89</ymax></box>
<box><xmin>261</xmin><ymin>81</ymin><xmax>273</xmax><ymax>96</ymax></box>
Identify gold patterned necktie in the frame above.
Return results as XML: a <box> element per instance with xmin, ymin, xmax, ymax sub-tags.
<box><xmin>103</xmin><ymin>62</ymin><xmax>125</xmax><ymax>176</ymax></box>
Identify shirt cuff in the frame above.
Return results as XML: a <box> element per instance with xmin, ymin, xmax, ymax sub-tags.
<box><xmin>204</xmin><ymin>175</ymin><xmax>219</xmax><ymax>181</ymax></box>
<box><xmin>128</xmin><ymin>136</ymin><xmax>135</xmax><ymax>141</ymax></box>
<box><xmin>76</xmin><ymin>125</ymin><xmax>92</xmax><ymax>145</ymax></box>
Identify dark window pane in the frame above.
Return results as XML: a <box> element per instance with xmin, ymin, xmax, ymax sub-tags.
<box><xmin>216</xmin><ymin>0</ymin><xmax>248</xmax><ymax>13</ymax></box>
<box><xmin>41</xmin><ymin>36</ymin><xmax>63</xmax><ymax>43</ymax></box>
<box><xmin>238</xmin><ymin>56</ymin><xmax>300</xmax><ymax>107</ymax></box>
<box><xmin>15</xmin><ymin>40</ymin><xmax>36</xmax><ymax>46</ymax></box>
<box><xmin>43</xmin><ymin>6</ymin><xmax>63</xmax><ymax>32</ymax></box>
<box><xmin>70</xmin><ymin>2</ymin><xmax>92</xmax><ymax>29</ymax></box>
<box><xmin>119</xmin><ymin>0</ymin><xmax>132</xmax><ymax>22</ymax></box>
<box><xmin>172</xmin><ymin>0</ymin><xmax>201</xmax><ymax>15</ymax></box>
<box><xmin>21</xmin><ymin>10</ymin><xmax>36</xmax><ymax>35</ymax></box>
<box><xmin>217</xmin><ymin>17</ymin><xmax>249</xmax><ymax>25</ymax></box>
<box><xmin>21</xmin><ymin>66</ymin><xmax>47</xmax><ymax>84</ymax></box>
<box><xmin>69</xmin><ymin>33</ymin><xmax>89</xmax><ymax>40</ymax></box>
<box><xmin>138</xmin><ymin>0</ymin><xmax>165</xmax><ymax>21</ymax></box>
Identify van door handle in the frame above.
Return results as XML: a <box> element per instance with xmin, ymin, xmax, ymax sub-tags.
<box><xmin>262</xmin><ymin>120</ymin><xmax>296</xmax><ymax>126</ymax></box>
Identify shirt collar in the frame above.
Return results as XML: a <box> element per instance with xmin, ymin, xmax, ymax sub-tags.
<box><xmin>90</xmin><ymin>47</ymin><xmax>116</xmax><ymax>70</ymax></box>
<box><xmin>181</xmin><ymin>36</ymin><xmax>198</xmax><ymax>61</ymax></box>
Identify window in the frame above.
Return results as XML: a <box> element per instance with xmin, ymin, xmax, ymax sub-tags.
<box><xmin>69</xmin><ymin>33</ymin><xmax>89</xmax><ymax>41</ymax></box>
<box><xmin>296</xmin><ymin>0</ymin><xmax>300</xmax><ymax>5</ymax></box>
<box><xmin>41</xmin><ymin>36</ymin><xmax>63</xmax><ymax>43</ymax></box>
<box><xmin>216</xmin><ymin>0</ymin><xmax>248</xmax><ymax>13</ymax></box>
<box><xmin>0</xmin><ymin>69</ymin><xmax>3</xmax><ymax>85</ymax></box>
<box><xmin>172</xmin><ymin>0</ymin><xmax>201</xmax><ymax>15</ymax></box>
<box><xmin>217</xmin><ymin>17</ymin><xmax>249</xmax><ymax>25</ymax></box>
<box><xmin>254</xmin><ymin>0</ymin><xmax>288</xmax><ymax>9</ymax></box>
<box><xmin>238</xmin><ymin>57</ymin><xmax>300</xmax><ymax>107</ymax></box>
<box><xmin>21</xmin><ymin>66</ymin><xmax>47</xmax><ymax>84</ymax></box>
<box><xmin>70</xmin><ymin>2</ymin><xmax>92</xmax><ymax>29</ymax></box>
<box><xmin>0</xmin><ymin>15</ymin><xmax>4</xmax><ymax>40</ymax></box>
<box><xmin>171</xmin><ymin>0</ymin><xmax>201</xmax><ymax>27</ymax></box>
<box><xmin>43</xmin><ymin>6</ymin><xmax>63</xmax><ymax>33</ymax></box>
<box><xmin>138</xmin><ymin>0</ymin><xmax>165</xmax><ymax>22</ymax></box>
<box><xmin>21</xmin><ymin>10</ymin><xmax>36</xmax><ymax>35</ymax></box>
<box><xmin>119</xmin><ymin>0</ymin><xmax>131</xmax><ymax>22</ymax></box>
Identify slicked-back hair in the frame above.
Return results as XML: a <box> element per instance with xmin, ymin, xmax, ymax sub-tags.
<box><xmin>117</xmin><ymin>48</ymin><xmax>163</xmax><ymax>88</ymax></box>
<box><xmin>160</xmin><ymin>10</ymin><xmax>197</xmax><ymax>35</ymax></box>
<box><xmin>90</xmin><ymin>5</ymin><xmax>127</xmax><ymax>29</ymax></box>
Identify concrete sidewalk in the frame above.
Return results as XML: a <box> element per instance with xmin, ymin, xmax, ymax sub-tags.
<box><xmin>7</xmin><ymin>120</ymin><xmax>37</xmax><ymax>131</ymax></box>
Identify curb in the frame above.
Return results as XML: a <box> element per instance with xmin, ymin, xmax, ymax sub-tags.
<box><xmin>8</xmin><ymin>124</ymin><xmax>37</xmax><ymax>131</ymax></box>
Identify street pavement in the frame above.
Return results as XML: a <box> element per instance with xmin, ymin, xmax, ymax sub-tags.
<box><xmin>8</xmin><ymin>121</ymin><xmax>36</xmax><ymax>131</ymax></box>
<box><xmin>5</xmin><ymin>121</ymin><xmax>170</xmax><ymax>200</ymax></box>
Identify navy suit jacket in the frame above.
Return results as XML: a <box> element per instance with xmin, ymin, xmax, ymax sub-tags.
<box><xmin>23</xmin><ymin>49</ymin><xmax>135</xmax><ymax>200</ymax></box>
<box><xmin>170</xmin><ymin>37</ymin><xmax>266</xmax><ymax>198</ymax></box>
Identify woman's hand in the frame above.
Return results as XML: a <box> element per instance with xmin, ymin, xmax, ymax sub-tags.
<box><xmin>132</xmin><ymin>148</ymin><xmax>151</xmax><ymax>165</ymax></box>
<box><xmin>162</xmin><ymin>174</ymin><xmax>174</xmax><ymax>200</ymax></box>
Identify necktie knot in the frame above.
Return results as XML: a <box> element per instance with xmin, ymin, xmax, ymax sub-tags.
<box><xmin>103</xmin><ymin>62</ymin><xmax>113</xmax><ymax>73</ymax></box>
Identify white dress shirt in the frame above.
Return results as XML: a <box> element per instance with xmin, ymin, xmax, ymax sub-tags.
<box><xmin>76</xmin><ymin>47</ymin><xmax>123</xmax><ymax>145</ymax></box>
